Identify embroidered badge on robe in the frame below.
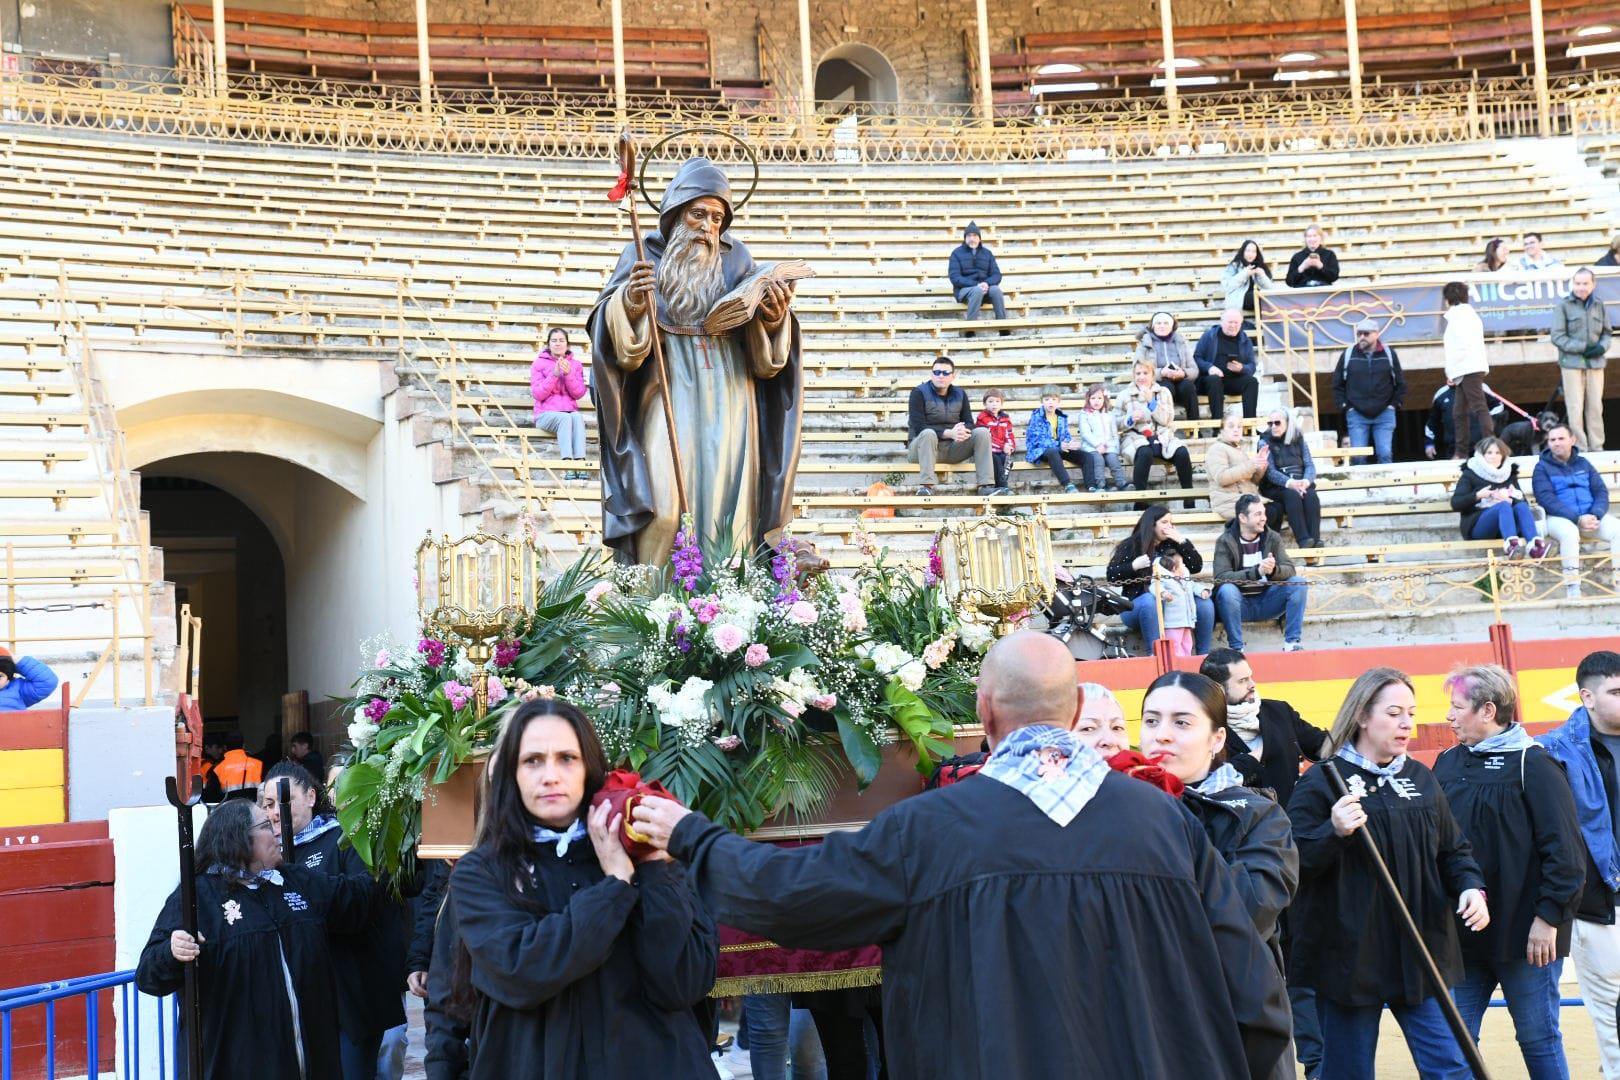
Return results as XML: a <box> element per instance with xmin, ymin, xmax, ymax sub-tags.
<box><xmin>304</xmin><ymin>852</ymin><xmax>324</xmax><ymax>868</ymax></box>
<box><xmin>1346</xmin><ymin>774</ymin><xmax>1370</xmax><ymax>799</ymax></box>
<box><xmin>223</xmin><ymin>899</ymin><xmax>243</xmax><ymax>925</ymax></box>
<box><xmin>285</xmin><ymin>892</ymin><xmax>308</xmax><ymax>912</ymax></box>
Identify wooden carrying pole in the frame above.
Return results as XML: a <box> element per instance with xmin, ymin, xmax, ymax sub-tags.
<box><xmin>164</xmin><ymin>776</ymin><xmax>205</xmax><ymax>1080</ymax></box>
<box><xmin>1320</xmin><ymin>761</ymin><xmax>1494</xmax><ymax>1079</ymax></box>
<box><xmin>616</xmin><ymin>132</ymin><xmax>690</xmax><ymax>519</ymax></box>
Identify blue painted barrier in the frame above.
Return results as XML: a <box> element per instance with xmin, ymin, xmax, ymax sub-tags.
<box><xmin>0</xmin><ymin>971</ymin><xmax>175</xmax><ymax>1080</ymax></box>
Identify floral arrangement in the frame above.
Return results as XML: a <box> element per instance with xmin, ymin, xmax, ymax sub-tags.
<box><xmin>332</xmin><ymin>527</ymin><xmax>992</xmax><ymax>880</ymax></box>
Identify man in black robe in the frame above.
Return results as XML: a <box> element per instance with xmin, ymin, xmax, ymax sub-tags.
<box><xmin>588</xmin><ymin>156</ymin><xmax>804</xmax><ymax>564</ymax></box>
<box><xmin>633</xmin><ymin>632</ymin><xmax>1291</xmax><ymax>1079</ymax></box>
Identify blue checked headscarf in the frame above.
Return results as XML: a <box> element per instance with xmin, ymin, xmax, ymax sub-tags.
<box><xmin>1336</xmin><ymin>743</ymin><xmax>1408</xmax><ymax>783</ymax></box>
<box><xmin>1193</xmin><ymin>762</ymin><xmax>1245</xmax><ymax>795</ymax></box>
<box><xmin>1468</xmin><ymin>723</ymin><xmax>1535</xmax><ymax>756</ymax></box>
<box><xmin>532</xmin><ymin>819</ymin><xmax>587</xmax><ymax>856</ymax></box>
<box><xmin>980</xmin><ymin>724</ymin><xmax>1109</xmax><ymax>826</ymax></box>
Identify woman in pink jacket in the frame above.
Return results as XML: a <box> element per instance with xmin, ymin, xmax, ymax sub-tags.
<box><xmin>530</xmin><ymin>328</ymin><xmax>589</xmax><ymax>479</ymax></box>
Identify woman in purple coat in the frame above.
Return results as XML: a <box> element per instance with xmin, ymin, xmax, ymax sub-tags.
<box><xmin>530</xmin><ymin>327</ymin><xmax>589</xmax><ymax>479</ymax></box>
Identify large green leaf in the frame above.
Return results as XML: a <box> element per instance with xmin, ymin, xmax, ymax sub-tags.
<box><xmin>834</xmin><ymin>713</ymin><xmax>881</xmax><ymax>789</ymax></box>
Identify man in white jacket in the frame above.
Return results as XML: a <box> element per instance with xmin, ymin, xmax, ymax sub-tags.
<box><xmin>1442</xmin><ymin>281</ymin><xmax>1492</xmax><ymax>459</ymax></box>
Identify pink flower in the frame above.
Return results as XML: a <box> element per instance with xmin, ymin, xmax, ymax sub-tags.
<box><xmin>493</xmin><ymin>639</ymin><xmax>521</xmax><ymax>670</ymax></box>
<box><xmin>811</xmin><ymin>693</ymin><xmax>838</xmax><ymax>711</ymax></box>
<box><xmin>712</xmin><ymin>734</ymin><xmax>742</xmax><ymax>752</ymax></box>
<box><xmin>744</xmin><ymin>644</ymin><xmax>770</xmax><ymax>668</ymax></box>
<box><xmin>781</xmin><ymin>699</ymin><xmax>804</xmax><ymax>718</ymax></box>
<box><xmin>922</xmin><ymin>637</ymin><xmax>953</xmax><ymax>670</ymax></box>
<box><xmin>787</xmin><ymin>600</ymin><xmax>819</xmax><ymax>626</ymax></box>
<box><xmin>418</xmin><ymin>638</ymin><xmax>447</xmax><ymax>668</ymax></box>
<box><xmin>710</xmin><ymin>623</ymin><xmax>745</xmax><ymax>655</ymax></box>
<box><xmin>362</xmin><ymin>697</ymin><xmax>390</xmax><ymax>722</ymax></box>
<box><xmin>486</xmin><ymin>675</ymin><xmax>507</xmax><ymax>704</ymax></box>
<box><xmin>374</xmin><ymin>649</ymin><xmax>391</xmax><ymax>668</ymax></box>
<box><xmin>585</xmin><ymin>581</ymin><xmax>615</xmax><ymax>607</ymax></box>
<box><xmin>443</xmin><ymin>680</ymin><xmax>472</xmax><ymax>712</ymax></box>
<box><xmin>688</xmin><ymin>597</ymin><xmax>721</xmax><ymax>624</ymax></box>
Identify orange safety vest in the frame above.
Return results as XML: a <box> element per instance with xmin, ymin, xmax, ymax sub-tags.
<box><xmin>214</xmin><ymin>749</ymin><xmax>263</xmax><ymax>794</ymax></box>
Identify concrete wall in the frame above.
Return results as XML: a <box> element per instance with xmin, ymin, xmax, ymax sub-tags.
<box><xmin>28</xmin><ymin>0</ymin><xmax>1480</xmax><ymax>100</ymax></box>
<box><xmin>110</xmin><ymin>803</ymin><xmax>195</xmax><ymax>1080</ymax></box>
<box><xmin>68</xmin><ymin>706</ymin><xmax>179</xmax><ymax>821</ymax></box>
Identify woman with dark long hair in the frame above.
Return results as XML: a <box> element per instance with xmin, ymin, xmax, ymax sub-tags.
<box><xmin>1137</xmin><ymin>670</ymin><xmax>1300</xmax><ymax>1080</ymax></box>
<box><xmin>448</xmin><ymin>698</ymin><xmax>716</xmax><ymax>1077</ymax></box>
<box><xmin>136</xmin><ymin>798</ymin><xmax>378</xmax><ymax>1079</ymax></box>
<box><xmin>1287</xmin><ymin>667</ymin><xmax>1489</xmax><ymax>1079</ymax></box>
<box><xmin>1220</xmin><ymin>239</ymin><xmax>1273</xmax><ymax>323</ymax></box>
<box><xmin>262</xmin><ymin>761</ymin><xmax>412</xmax><ymax>1080</ymax></box>
<box><xmin>1106</xmin><ymin>505</ymin><xmax>1214</xmax><ymax>654</ymax></box>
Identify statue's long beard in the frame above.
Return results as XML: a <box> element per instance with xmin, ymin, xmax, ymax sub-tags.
<box><xmin>658</xmin><ymin>223</ymin><xmax>727</xmax><ymax>326</ymax></box>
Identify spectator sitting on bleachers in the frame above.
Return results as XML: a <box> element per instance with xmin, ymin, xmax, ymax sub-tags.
<box><xmin>1106</xmin><ymin>506</ymin><xmax>1214</xmax><ymax>654</ymax></box>
<box><xmin>1135</xmin><ymin>311</ymin><xmax>1198</xmax><ymax>420</ymax></box>
<box><xmin>1117</xmin><ymin>359</ymin><xmax>1195</xmax><ymax>505</ymax></box>
<box><xmin>1425</xmin><ymin>384</ymin><xmax>1507</xmax><ymax>460</ymax></box>
<box><xmin>906</xmin><ymin>357</ymin><xmax>997</xmax><ymax>497</ymax></box>
<box><xmin>1285</xmin><ymin>224</ymin><xmax>1340</xmax><ymax>289</ymax></box>
<box><xmin>1332</xmin><ymin>318</ymin><xmax>1406</xmax><ymax>465</ymax></box>
<box><xmin>1476</xmin><ymin>238</ymin><xmax>1509</xmax><ymax>273</ymax></box>
<box><xmin>0</xmin><ymin>652</ymin><xmax>59</xmax><ymax>711</ymax></box>
<box><xmin>1193</xmin><ymin>309</ymin><xmax>1261</xmax><ymax>420</ymax></box>
<box><xmin>1532</xmin><ymin>422</ymin><xmax>1620</xmax><ymax>599</ymax></box>
<box><xmin>1258</xmin><ymin>409</ymin><xmax>1322</xmax><ymax>549</ymax></box>
<box><xmin>1516</xmin><ymin>231</ymin><xmax>1564</xmax><ymax>272</ymax></box>
<box><xmin>975</xmin><ymin>390</ymin><xmax>1016</xmax><ymax>491</ymax></box>
<box><xmin>1452</xmin><ymin>435</ymin><xmax>1546</xmax><ymax>560</ymax></box>
<box><xmin>1552</xmin><ymin>268</ymin><xmax>1611</xmax><ymax>453</ymax></box>
<box><xmin>1213</xmin><ymin>494</ymin><xmax>1306</xmax><ymax>653</ymax></box>
<box><xmin>1442</xmin><ymin>281</ymin><xmax>1493</xmax><ymax>459</ymax></box>
<box><xmin>530</xmin><ymin>327</ymin><xmax>589</xmax><ymax>480</ymax></box>
<box><xmin>1076</xmin><ymin>384</ymin><xmax>1128</xmax><ymax>492</ymax></box>
<box><xmin>1220</xmin><ymin>240</ymin><xmax>1273</xmax><ymax>326</ymax></box>
<box><xmin>1149</xmin><ymin>544</ymin><xmax>1204</xmax><ymax>658</ymax></box>
<box><xmin>1206</xmin><ymin>409</ymin><xmax>1268</xmax><ymax>521</ymax></box>
<box><xmin>1598</xmin><ymin>235</ymin><xmax>1620</xmax><ymax>268</ymax></box>
<box><xmin>947</xmin><ymin>223</ymin><xmax>1007</xmax><ymax>335</ymax></box>
<box><xmin>1025</xmin><ymin>385</ymin><xmax>1086</xmax><ymax>493</ymax></box>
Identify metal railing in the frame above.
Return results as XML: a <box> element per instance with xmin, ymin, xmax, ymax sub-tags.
<box><xmin>2</xmin><ymin>57</ymin><xmax>1615</xmax><ymax>163</ymax></box>
<box><xmin>0</xmin><ymin>970</ymin><xmax>176</xmax><ymax>1080</ymax></box>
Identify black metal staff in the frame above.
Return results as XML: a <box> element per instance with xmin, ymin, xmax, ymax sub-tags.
<box><xmin>1321</xmin><ymin>761</ymin><xmax>1492</xmax><ymax>1079</ymax></box>
<box><xmin>164</xmin><ymin>775</ymin><xmax>205</xmax><ymax>1080</ymax></box>
<box><xmin>277</xmin><ymin>776</ymin><xmax>295</xmax><ymax>865</ymax></box>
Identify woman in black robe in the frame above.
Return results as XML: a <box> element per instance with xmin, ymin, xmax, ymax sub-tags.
<box><xmin>135</xmin><ymin>798</ymin><xmax>378</xmax><ymax>1080</ymax></box>
<box><xmin>1432</xmin><ymin>664</ymin><xmax>1585</xmax><ymax>1079</ymax></box>
<box><xmin>1138</xmin><ymin>670</ymin><xmax>1300</xmax><ymax>1080</ymax></box>
<box><xmin>1288</xmin><ymin>667</ymin><xmax>1489</xmax><ymax>1080</ymax></box>
<box><xmin>448</xmin><ymin>698</ymin><xmax>716</xmax><ymax>1078</ymax></box>
<box><xmin>262</xmin><ymin>761</ymin><xmax>413</xmax><ymax>1080</ymax></box>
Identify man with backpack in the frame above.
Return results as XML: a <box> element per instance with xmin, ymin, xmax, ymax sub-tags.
<box><xmin>1331</xmin><ymin>318</ymin><xmax>1407</xmax><ymax>464</ymax></box>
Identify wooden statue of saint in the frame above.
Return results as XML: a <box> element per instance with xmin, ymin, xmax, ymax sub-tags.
<box><xmin>587</xmin><ymin>157</ymin><xmax>805</xmax><ymax>566</ymax></box>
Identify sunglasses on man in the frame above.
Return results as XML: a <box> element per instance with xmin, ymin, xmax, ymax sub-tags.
<box><xmin>931</xmin><ymin>368</ymin><xmax>954</xmax><ymax>377</ymax></box>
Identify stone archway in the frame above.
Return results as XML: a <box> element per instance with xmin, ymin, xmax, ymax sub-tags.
<box><xmin>815</xmin><ymin>42</ymin><xmax>900</xmax><ymax>107</ymax></box>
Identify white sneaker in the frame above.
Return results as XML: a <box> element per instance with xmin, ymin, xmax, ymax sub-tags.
<box><xmin>1283</xmin><ymin>642</ymin><xmax>1304</xmax><ymax>652</ymax></box>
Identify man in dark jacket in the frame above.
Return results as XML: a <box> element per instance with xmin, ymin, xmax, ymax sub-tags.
<box><xmin>1331</xmin><ymin>318</ymin><xmax>1406</xmax><ymax>464</ymax></box>
<box><xmin>1551</xmin><ymin>267</ymin><xmax>1611</xmax><ymax>452</ymax></box>
<box><xmin>1424</xmin><ymin>382</ymin><xmax>1507</xmax><ymax>460</ymax></box>
<box><xmin>946</xmin><ymin>223</ymin><xmax>1008</xmax><ymax>333</ymax></box>
<box><xmin>1285</xmin><ymin>224</ymin><xmax>1340</xmax><ymax>289</ymax></box>
<box><xmin>1200</xmin><ymin>647</ymin><xmax>1326</xmax><ymax>807</ymax></box>
<box><xmin>1531</xmin><ymin>422</ymin><xmax>1620</xmax><ymax>599</ymax></box>
<box><xmin>633</xmin><ymin>632</ymin><xmax>1293</xmax><ymax>1080</ymax></box>
<box><xmin>1537</xmin><ymin>650</ymin><xmax>1620</xmax><ymax>1079</ymax></box>
<box><xmin>1193</xmin><ymin>309</ymin><xmax>1261</xmax><ymax>419</ymax></box>
<box><xmin>905</xmin><ymin>356</ymin><xmax>998</xmax><ymax>496</ymax></box>
<box><xmin>1213</xmin><ymin>495</ymin><xmax>1307</xmax><ymax>652</ymax></box>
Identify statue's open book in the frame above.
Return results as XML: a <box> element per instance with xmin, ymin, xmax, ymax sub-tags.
<box><xmin>702</xmin><ymin>260</ymin><xmax>816</xmax><ymax>335</ymax></box>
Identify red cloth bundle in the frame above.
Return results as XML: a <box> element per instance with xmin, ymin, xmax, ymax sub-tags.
<box><xmin>590</xmin><ymin>770</ymin><xmax>681</xmax><ymax>859</ymax></box>
<box><xmin>1105</xmin><ymin>750</ymin><xmax>1186</xmax><ymax>797</ymax></box>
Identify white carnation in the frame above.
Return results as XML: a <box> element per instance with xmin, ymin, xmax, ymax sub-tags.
<box><xmin>347</xmin><ymin>720</ymin><xmax>379</xmax><ymax>748</ymax></box>
<box><xmin>897</xmin><ymin>660</ymin><xmax>927</xmax><ymax>692</ymax></box>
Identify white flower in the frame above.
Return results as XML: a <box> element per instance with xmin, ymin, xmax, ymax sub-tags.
<box><xmin>647</xmin><ymin>676</ymin><xmax>715</xmax><ymax>748</ymax></box>
<box><xmin>958</xmin><ymin>621</ymin><xmax>995</xmax><ymax>654</ymax></box>
<box><xmin>646</xmin><ymin>594</ymin><xmax>683</xmax><ymax>636</ymax></box>
<box><xmin>716</xmin><ymin>589</ymin><xmax>766</xmax><ymax>639</ymax></box>
<box><xmin>347</xmin><ymin>720</ymin><xmax>379</xmax><ymax>747</ymax></box>
<box><xmin>897</xmin><ymin>660</ymin><xmax>927</xmax><ymax>692</ymax></box>
<box><xmin>870</xmin><ymin>643</ymin><xmax>911</xmax><ymax>677</ymax></box>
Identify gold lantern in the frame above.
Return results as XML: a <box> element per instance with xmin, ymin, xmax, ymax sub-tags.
<box><xmin>934</xmin><ymin>513</ymin><xmax>1057</xmax><ymax>634</ymax></box>
<box><xmin>416</xmin><ymin>531</ymin><xmax>541</xmax><ymax>717</ymax></box>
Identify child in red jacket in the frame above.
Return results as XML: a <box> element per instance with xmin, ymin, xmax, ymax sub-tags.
<box><xmin>976</xmin><ymin>390</ymin><xmax>1016</xmax><ymax>490</ymax></box>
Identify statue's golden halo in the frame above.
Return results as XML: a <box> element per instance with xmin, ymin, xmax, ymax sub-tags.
<box><xmin>634</xmin><ymin>126</ymin><xmax>760</xmax><ymax>217</ymax></box>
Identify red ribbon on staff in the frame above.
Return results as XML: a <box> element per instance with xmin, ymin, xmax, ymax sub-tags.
<box><xmin>608</xmin><ymin>169</ymin><xmax>631</xmax><ymax>203</ymax></box>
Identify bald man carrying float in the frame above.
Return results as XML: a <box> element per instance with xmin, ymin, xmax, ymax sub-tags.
<box><xmin>633</xmin><ymin>632</ymin><xmax>1290</xmax><ymax>1079</ymax></box>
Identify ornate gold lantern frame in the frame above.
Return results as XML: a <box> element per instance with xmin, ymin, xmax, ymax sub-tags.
<box><xmin>934</xmin><ymin>513</ymin><xmax>1057</xmax><ymax>634</ymax></box>
<box><xmin>415</xmin><ymin>531</ymin><xmax>541</xmax><ymax>716</ymax></box>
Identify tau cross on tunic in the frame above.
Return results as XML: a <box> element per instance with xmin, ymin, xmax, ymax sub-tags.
<box><xmin>693</xmin><ymin>334</ymin><xmax>717</xmax><ymax>369</ymax></box>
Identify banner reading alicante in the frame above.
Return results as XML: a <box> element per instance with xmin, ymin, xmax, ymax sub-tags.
<box><xmin>1259</xmin><ymin>271</ymin><xmax>1620</xmax><ymax>352</ymax></box>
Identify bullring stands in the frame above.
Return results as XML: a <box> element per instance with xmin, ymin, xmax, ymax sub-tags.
<box><xmin>0</xmin><ymin>118</ymin><xmax>1615</xmax><ymax>647</ymax></box>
